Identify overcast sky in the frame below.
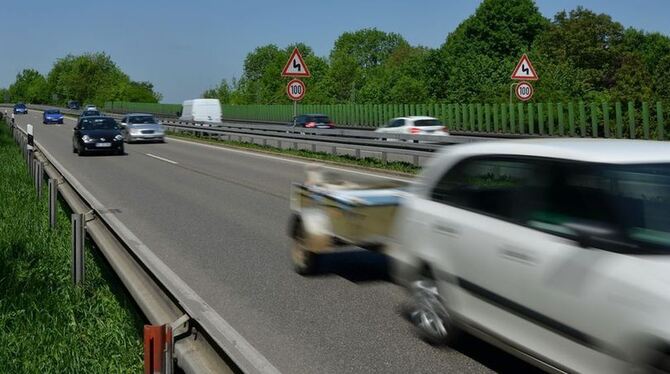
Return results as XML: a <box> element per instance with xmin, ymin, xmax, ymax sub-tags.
<box><xmin>2</xmin><ymin>0</ymin><xmax>668</xmax><ymax>103</ymax></box>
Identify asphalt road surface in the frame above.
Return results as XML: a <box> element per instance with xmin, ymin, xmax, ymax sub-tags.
<box><xmin>12</xmin><ymin>110</ymin><xmax>541</xmax><ymax>373</ymax></box>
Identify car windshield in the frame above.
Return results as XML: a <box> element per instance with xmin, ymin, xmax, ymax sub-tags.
<box><xmin>83</xmin><ymin>110</ymin><xmax>100</xmax><ymax>116</ymax></box>
<box><xmin>414</xmin><ymin>119</ymin><xmax>442</xmax><ymax>127</ymax></box>
<box><xmin>129</xmin><ymin>116</ymin><xmax>156</xmax><ymax>124</ymax></box>
<box><xmin>79</xmin><ymin>118</ymin><xmax>118</xmax><ymax>130</ymax></box>
<box><xmin>308</xmin><ymin>116</ymin><xmax>330</xmax><ymax>123</ymax></box>
<box><xmin>46</xmin><ymin>110</ymin><xmax>60</xmax><ymax>114</ymax></box>
<box><xmin>15</xmin><ymin>104</ymin><xmax>26</xmax><ymax>108</ymax></box>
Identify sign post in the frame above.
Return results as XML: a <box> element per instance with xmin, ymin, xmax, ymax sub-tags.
<box><xmin>282</xmin><ymin>48</ymin><xmax>311</xmax><ymax>126</ymax></box>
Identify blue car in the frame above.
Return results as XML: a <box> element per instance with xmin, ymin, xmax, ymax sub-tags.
<box><xmin>43</xmin><ymin>109</ymin><xmax>64</xmax><ymax>124</ymax></box>
<box><xmin>13</xmin><ymin>103</ymin><xmax>28</xmax><ymax>114</ymax></box>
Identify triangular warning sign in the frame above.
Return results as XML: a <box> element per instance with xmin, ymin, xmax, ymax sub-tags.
<box><xmin>511</xmin><ymin>54</ymin><xmax>538</xmax><ymax>81</ymax></box>
<box><xmin>282</xmin><ymin>48</ymin><xmax>311</xmax><ymax>77</ymax></box>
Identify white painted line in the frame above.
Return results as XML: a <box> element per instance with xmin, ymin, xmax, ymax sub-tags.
<box><xmin>146</xmin><ymin>153</ymin><xmax>178</xmax><ymax>165</ymax></box>
<box><xmin>167</xmin><ymin>136</ymin><xmax>411</xmax><ymax>182</ymax></box>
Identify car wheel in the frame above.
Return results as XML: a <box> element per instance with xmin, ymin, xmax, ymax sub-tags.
<box><xmin>409</xmin><ymin>279</ymin><xmax>460</xmax><ymax>346</ymax></box>
<box><xmin>59</xmin><ymin>120</ymin><xmax>63</xmax><ymax>124</ymax></box>
<box><xmin>77</xmin><ymin>144</ymin><xmax>86</xmax><ymax>156</ymax></box>
<box><xmin>291</xmin><ymin>224</ymin><xmax>317</xmax><ymax>275</ymax></box>
<box><xmin>72</xmin><ymin>142</ymin><xmax>77</xmax><ymax>153</ymax></box>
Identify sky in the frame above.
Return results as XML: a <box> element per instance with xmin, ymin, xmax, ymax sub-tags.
<box><xmin>2</xmin><ymin>0</ymin><xmax>669</xmax><ymax>103</ymax></box>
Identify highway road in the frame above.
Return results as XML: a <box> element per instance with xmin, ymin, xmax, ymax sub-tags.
<box><xmin>13</xmin><ymin>111</ymin><xmax>541</xmax><ymax>373</ymax></box>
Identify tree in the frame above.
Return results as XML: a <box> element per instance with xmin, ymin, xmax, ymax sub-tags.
<box><xmin>443</xmin><ymin>0</ymin><xmax>548</xmax><ymax>59</ymax></box>
<box><xmin>8</xmin><ymin>69</ymin><xmax>48</xmax><ymax>104</ymax></box>
<box><xmin>534</xmin><ymin>7</ymin><xmax>624</xmax><ymax>91</ymax></box>
<box><xmin>202</xmin><ymin>79</ymin><xmax>232</xmax><ymax>103</ymax></box>
<box><xmin>325</xmin><ymin>29</ymin><xmax>409</xmax><ymax>102</ymax></box>
<box><xmin>124</xmin><ymin>81</ymin><xmax>162</xmax><ymax>103</ymax></box>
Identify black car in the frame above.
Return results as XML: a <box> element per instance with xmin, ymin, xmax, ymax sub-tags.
<box><xmin>66</xmin><ymin>100</ymin><xmax>80</xmax><ymax>110</ymax></box>
<box><xmin>13</xmin><ymin>103</ymin><xmax>28</xmax><ymax>114</ymax></box>
<box><xmin>80</xmin><ymin>109</ymin><xmax>101</xmax><ymax>118</ymax></box>
<box><xmin>72</xmin><ymin>116</ymin><xmax>124</xmax><ymax>156</ymax></box>
<box><xmin>291</xmin><ymin>114</ymin><xmax>334</xmax><ymax>129</ymax></box>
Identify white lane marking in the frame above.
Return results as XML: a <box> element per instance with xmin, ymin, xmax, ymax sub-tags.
<box><xmin>167</xmin><ymin>136</ymin><xmax>411</xmax><ymax>182</ymax></box>
<box><xmin>146</xmin><ymin>153</ymin><xmax>178</xmax><ymax>165</ymax></box>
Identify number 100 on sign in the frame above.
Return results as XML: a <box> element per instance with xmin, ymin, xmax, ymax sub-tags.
<box><xmin>515</xmin><ymin>82</ymin><xmax>534</xmax><ymax>102</ymax></box>
<box><xmin>287</xmin><ymin>79</ymin><xmax>306</xmax><ymax>101</ymax></box>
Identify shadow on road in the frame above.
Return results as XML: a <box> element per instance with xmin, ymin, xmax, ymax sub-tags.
<box><xmin>312</xmin><ymin>249</ymin><xmax>391</xmax><ymax>283</ymax></box>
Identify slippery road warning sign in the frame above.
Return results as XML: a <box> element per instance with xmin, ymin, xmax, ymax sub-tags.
<box><xmin>282</xmin><ymin>48</ymin><xmax>311</xmax><ymax>77</ymax></box>
<box><xmin>511</xmin><ymin>54</ymin><xmax>538</xmax><ymax>81</ymax></box>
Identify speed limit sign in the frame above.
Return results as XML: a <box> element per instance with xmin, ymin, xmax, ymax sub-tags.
<box><xmin>515</xmin><ymin>81</ymin><xmax>534</xmax><ymax>101</ymax></box>
<box><xmin>287</xmin><ymin>79</ymin><xmax>306</xmax><ymax>101</ymax></box>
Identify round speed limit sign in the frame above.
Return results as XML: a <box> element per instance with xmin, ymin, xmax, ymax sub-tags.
<box><xmin>287</xmin><ymin>79</ymin><xmax>306</xmax><ymax>101</ymax></box>
<box><xmin>515</xmin><ymin>81</ymin><xmax>534</xmax><ymax>101</ymax></box>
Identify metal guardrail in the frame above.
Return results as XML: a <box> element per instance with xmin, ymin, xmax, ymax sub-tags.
<box><xmin>3</xmin><ymin>116</ymin><xmax>280</xmax><ymax>373</ymax></box>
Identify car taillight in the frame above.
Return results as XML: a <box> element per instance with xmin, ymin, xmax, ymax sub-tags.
<box><xmin>409</xmin><ymin>127</ymin><xmax>421</xmax><ymax>134</ymax></box>
<box><xmin>306</xmin><ymin>122</ymin><xmax>316</xmax><ymax>128</ymax></box>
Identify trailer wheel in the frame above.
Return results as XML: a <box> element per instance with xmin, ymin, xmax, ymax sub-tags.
<box><xmin>291</xmin><ymin>224</ymin><xmax>317</xmax><ymax>275</ymax></box>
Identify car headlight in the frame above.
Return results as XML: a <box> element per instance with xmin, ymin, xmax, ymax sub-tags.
<box><xmin>114</xmin><ymin>135</ymin><xmax>123</xmax><ymax>141</ymax></box>
<box><xmin>82</xmin><ymin>135</ymin><xmax>93</xmax><ymax>143</ymax></box>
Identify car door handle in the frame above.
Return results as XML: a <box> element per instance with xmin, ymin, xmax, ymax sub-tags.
<box><xmin>432</xmin><ymin>223</ymin><xmax>459</xmax><ymax>237</ymax></box>
<box><xmin>499</xmin><ymin>247</ymin><xmax>536</xmax><ymax>264</ymax></box>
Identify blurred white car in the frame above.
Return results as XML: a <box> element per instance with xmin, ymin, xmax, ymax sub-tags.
<box><xmin>375</xmin><ymin>116</ymin><xmax>448</xmax><ymax>137</ymax></box>
<box><xmin>389</xmin><ymin>139</ymin><xmax>670</xmax><ymax>373</ymax></box>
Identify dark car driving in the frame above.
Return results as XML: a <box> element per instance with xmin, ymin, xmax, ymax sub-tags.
<box><xmin>80</xmin><ymin>109</ymin><xmax>101</xmax><ymax>118</ymax></box>
<box><xmin>13</xmin><ymin>103</ymin><xmax>28</xmax><ymax>114</ymax></box>
<box><xmin>66</xmin><ymin>100</ymin><xmax>80</xmax><ymax>110</ymax></box>
<box><xmin>72</xmin><ymin>116</ymin><xmax>124</xmax><ymax>156</ymax></box>
<box><xmin>43</xmin><ymin>109</ymin><xmax>64</xmax><ymax>124</ymax></box>
<box><xmin>291</xmin><ymin>114</ymin><xmax>335</xmax><ymax>129</ymax></box>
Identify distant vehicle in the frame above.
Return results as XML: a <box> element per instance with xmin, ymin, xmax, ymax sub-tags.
<box><xmin>180</xmin><ymin>99</ymin><xmax>222</xmax><ymax>123</ymax></box>
<box><xmin>72</xmin><ymin>116</ymin><xmax>124</xmax><ymax>156</ymax></box>
<box><xmin>42</xmin><ymin>109</ymin><xmax>64</xmax><ymax>124</ymax></box>
<box><xmin>374</xmin><ymin>116</ymin><xmax>448</xmax><ymax>136</ymax></box>
<box><xmin>66</xmin><ymin>100</ymin><xmax>80</xmax><ymax>110</ymax></box>
<box><xmin>84</xmin><ymin>104</ymin><xmax>97</xmax><ymax>111</ymax></box>
<box><xmin>13</xmin><ymin>103</ymin><xmax>28</xmax><ymax>114</ymax></box>
<box><xmin>80</xmin><ymin>109</ymin><xmax>101</xmax><ymax>118</ymax></box>
<box><xmin>291</xmin><ymin>114</ymin><xmax>335</xmax><ymax>129</ymax></box>
<box><xmin>119</xmin><ymin>113</ymin><xmax>165</xmax><ymax>143</ymax></box>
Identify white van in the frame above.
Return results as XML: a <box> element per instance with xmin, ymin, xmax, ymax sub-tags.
<box><xmin>180</xmin><ymin>99</ymin><xmax>222</xmax><ymax>123</ymax></box>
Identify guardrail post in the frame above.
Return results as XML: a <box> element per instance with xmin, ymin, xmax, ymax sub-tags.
<box><xmin>49</xmin><ymin>179</ymin><xmax>58</xmax><ymax>228</ymax></box>
<box><xmin>144</xmin><ymin>324</ymin><xmax>174</xmax><ymax>374</ymax></box>
<box><xmin>71</xmin><ymin>213</ymin><xmax>85</xmax><ymax>285</ymax></box>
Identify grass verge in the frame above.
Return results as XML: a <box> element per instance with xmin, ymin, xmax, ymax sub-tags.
<box><xmin>0</xmin><ymin>122</ymin><xmax>143</xmax><ymax>373</ymax></box>
<box><xmin>166</xmin><ymin>130</ymin><xmax>420</xmax><ymax>176</ymax></box>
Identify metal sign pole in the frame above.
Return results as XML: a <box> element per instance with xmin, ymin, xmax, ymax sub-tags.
<box><xmin>293</xmin><ymin>100</ymin><xmax>297</xmax><ymax>127</ymax></box>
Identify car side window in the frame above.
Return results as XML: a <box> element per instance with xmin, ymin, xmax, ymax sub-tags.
<box><xmin>431</xmin><ymin>156</ymin><xmax>552</xmax><ymax>223</ymax></box>
<box><xmin>393</xmin><ymin>119</ymin><xmax>405</xmax><ymax>127</ymax></box>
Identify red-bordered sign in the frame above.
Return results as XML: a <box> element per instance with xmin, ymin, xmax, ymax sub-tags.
<box><xmin>511</xmin><ymin>54</ymin><xmax>538</xmax><ymax>81</ymax></box>
<box><xmin>287</xmin><ymin>79</ymin><xmax>306</xmax><ymax>101</ymax></box>
<box><xmin>282</xmin><ymin>48</ymin><xmax>311</xmax><ymax>77</ymax></box>
<box><xmin>515</xmin><ymin>81</ymin><xmax>534</xmax><ymax>101</ymax></box>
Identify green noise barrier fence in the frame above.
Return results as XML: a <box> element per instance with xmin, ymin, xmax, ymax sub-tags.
<box><xmin>105</xmin><ymin>101</ymin><xmax>668</xmax><ymax>140</ymax></box>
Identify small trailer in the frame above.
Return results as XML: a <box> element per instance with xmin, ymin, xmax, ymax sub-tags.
<box><xmin>288</xmin><ymin>165</ymin><xmax>408</xmax><ymax>274</ymax></box>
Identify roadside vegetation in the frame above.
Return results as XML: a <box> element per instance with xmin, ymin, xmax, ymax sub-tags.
<box><xmin>0</xmin><ymin>122</ymin><xmax>143</xmax><ymax>373</ymax></box>
<box><xmin>166</xmin><ymin>130</ymin><xmax>420</xmax><ymax>175</ymax></box>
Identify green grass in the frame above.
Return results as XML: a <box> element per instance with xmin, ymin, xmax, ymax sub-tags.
<box><xmin>167</xmin><ymin>130</ymin><xmax>421</xmax><ymax>175</ymax></box>
<box><xmin>0</xmin><ymin>122</ymin><xmax>143</xmax><ymax>373</ymax></box>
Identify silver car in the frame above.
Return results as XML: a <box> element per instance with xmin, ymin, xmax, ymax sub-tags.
<box><xmin>120</xmin><ymin>113</ymin><xmax>166</xmax><ymax>143</ymax></box>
